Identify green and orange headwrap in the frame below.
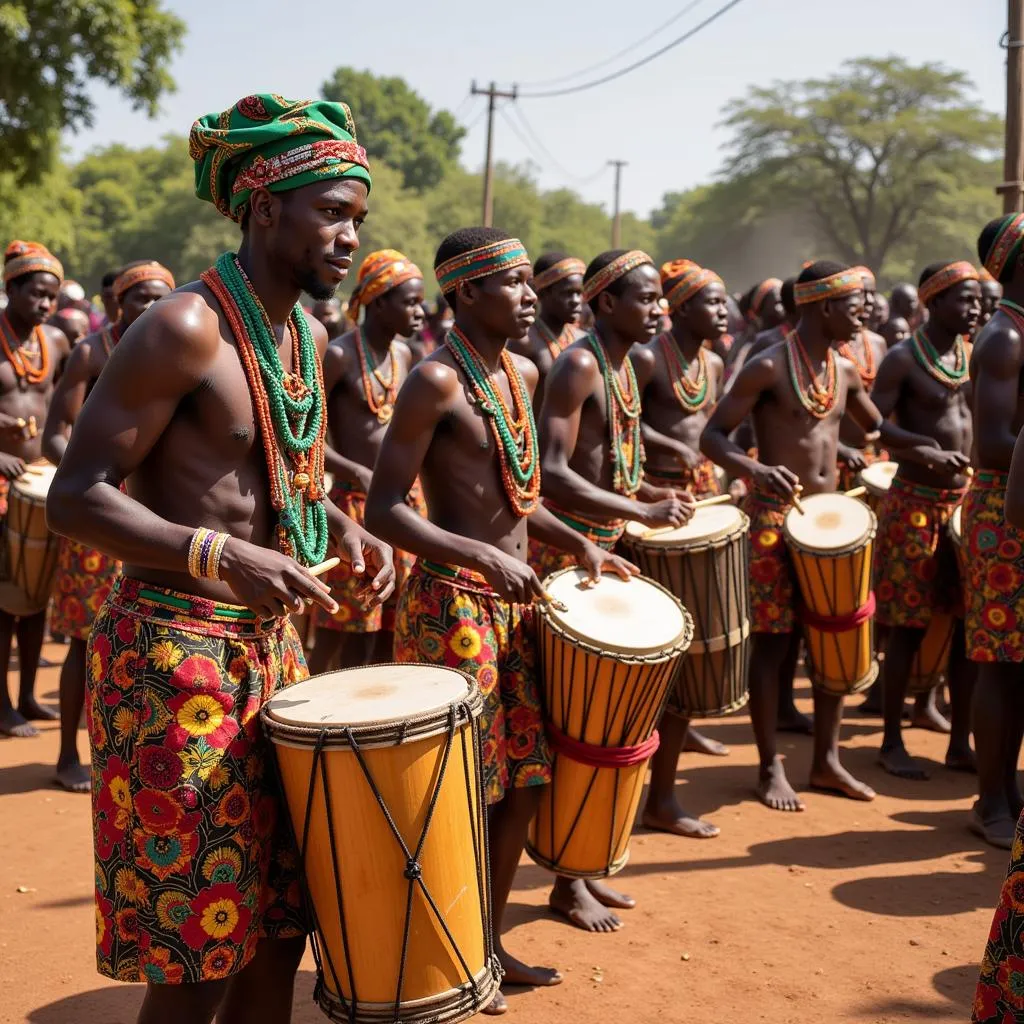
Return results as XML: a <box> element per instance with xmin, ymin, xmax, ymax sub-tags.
<box><xmin>984</xmin><ymin>213</ymin><xmax>1024</xmax><ymax>281</ymax></box>
<box><xmin>749</xmin><ymin>278</ymin><xmax>782</xmax><ymax>318</ymax></box>
<box><xmin>582</xmin><ymin>250</ymin><xmax>654</xmax><ymax>304</ymax></box>
<box><xmin>532</xmin><ymin>257</ymin><xmax>586</xmax><ymax>293</ymax></box>
<box><xmin>918</xmin><ymin>260</ymin><xmax>979</xmax><ymax>307</ymax></box>
<box><xmin>190</xmin><ymin>94</ymin><xmax>371</xmax><ymax>223</ymax></box>
<box><xmin>348</xmin><ymin>249</ymin><xmax>424</xmax><ymax>322</ymax></box>
<box><xmin>660</xmin><ymin>259</ymin><xmax>723</xmax><ymax>312</ymax></box>
<box><xmin>435</xmin><ymin>238</ymin><xmax>531</xmax><ymax>296</ymax></box>
<box><xmin>113</xmin><ymin>262</ymin><xmax>176</xmax><ymax>303</ymax></box>
<box><xmin>794</xmin><ymin>268</ymin><xmax>864</xmax><ymax>306</ymax></box>
<box><xmin>4</xmin><ymin>241</ymin><xmax>63</xmax><ymax>286</ymax></box>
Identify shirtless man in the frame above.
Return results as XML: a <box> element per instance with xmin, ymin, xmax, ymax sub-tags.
<box><xmin>530</xmin><ymin>249</ymin><xmax>694</xmax><ymax>931</ymax></box>
<box><xmin>309</xmin><ymin>249</ymin><xmax>425</xmax><ymax>673</ymax></box>
<box><xmin>963</xmin><ymin>215</ymin><xmax>1024</xmax><ymax>847</ymax></box>
<box><xmin>631</xmin><ymin>258</ymin><xmax>729</xmax><ymax>838</ymax></box>
<box><xmin>883</xmin><ymin>282</ymin><xmax>921</xmax><ymax>346</ymax></box>
<box><xmin>871</xmin><ymin>260</ymin><xmax>980</xmax><ymax>780</ymax></box>
<box><xmin>702</xmin><ymin>261</ymin><xmax>883</xmax><ymax>811</ymax></box>
<box><xmin>365</xmin><ymin>227</ymin><xmax>636</xmax><ymax>1014</ymax></box>
<box><xmin>508</xmin><ymin>251</ymin><xmax>584</xmax><ymax>411</ymax></box>
<box><xmin>311</xmin><ymin>296</ymin><xmax>345</xmax><ymax>339</ymax></box>
<box><xmin>978</xmin><ymin>269</ymin><xmax>1003</xmax><ymax>335</ymax></box>
<box><xmin>47</xmin><ymin>94</ymin><xmax>395</xmax><ymax>1024</ymax></box>
<box><xmin>42</xmin><ymin>260</ymin><xmax>175</xmax><ymax>790</ymax></box>
<box><xmin>0</xmin><ymin>241</ymin><xmax>71</xmax><ymax>737</ymax></box>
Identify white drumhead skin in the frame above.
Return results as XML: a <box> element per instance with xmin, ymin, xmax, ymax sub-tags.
<box><xmin>624</xmin><ymin>504</ymin><xmax>743</xmax><ymax>547</ymax></box>
<box><xmin>12</xmin><ymin>464</ymin><xmax>56</xmax><ymax>500</ymax></box>
<box><xmin>951</xmin><ymin>503</ymin><xmax>963</xmax><ymax>542</ymax></box>
<box><xmin>544</xmin><ymin>568</ymin><xmax>686</xmax><ymax>653</ymax></box>
<box><xmin>860</xmin><ymin>461</ymin><xmax>898</xmax><ymax>494</ymax></box>
<box><xmin>265</xmin><ymin>664</ymin><xmax>470</xmax><ymax>727</ymax></box>
<box><xmin>785</xmin><ymin>493</ymin><xmax>873</xmax><ymax>551</ymax></box>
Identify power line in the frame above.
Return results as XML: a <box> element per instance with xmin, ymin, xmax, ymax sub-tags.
<box><xmin>507</xmin><ymin>103</ymin><xmax>609</xmax><ymax>186</ymax></box>
<box><xmin>518</xmin><ymin>0</ymin><xmax>748</xmax><ymax>99</ymax></box>
<box><xmin>518</xmin><ymin>0</ymin><xmax>711</xmax><ymax>90</ymax></box>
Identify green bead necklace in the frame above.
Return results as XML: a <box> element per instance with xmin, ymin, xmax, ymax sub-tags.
<box><xmin>586</xmin><ymin>332</ymin><xmax>643</xmax><ymax>496</ymax></box>
<box><xmin>910</xmin><ymin>326</ymin><xmax>968</xmax><ymax>390</ymax></box>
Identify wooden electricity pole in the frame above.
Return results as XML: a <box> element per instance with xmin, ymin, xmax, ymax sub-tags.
<box><xmin>1000</xmin><ymin>0</ymin><xmax>1024</xmax><ymax>213</ymax></box>
<box><xmin>472</xmin><ymin>81</ymin><xmax>518</xmax><ymax>227</ymax></box>
<box><xmin>609</xmin><ymin>160</ymin><xmax>628</xmax><ymax>247</ymax></box>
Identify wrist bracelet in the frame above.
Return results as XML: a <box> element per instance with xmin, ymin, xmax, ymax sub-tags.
<box><xmin>187</xmin><ymin>528</ymin><xmax>230</xmax><ymax>581</ymax></box>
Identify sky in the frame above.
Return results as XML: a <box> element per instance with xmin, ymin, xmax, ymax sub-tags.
<box><xmin>66</xmin><ymin>0</ymin><xmax>1008</xmax><ymax>218</ymax></box>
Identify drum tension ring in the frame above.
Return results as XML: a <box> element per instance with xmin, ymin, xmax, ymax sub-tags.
<box><xmin>403</xmin><ymin>859</ymin><xmax>422</xmax><ymax>880</ymax></box>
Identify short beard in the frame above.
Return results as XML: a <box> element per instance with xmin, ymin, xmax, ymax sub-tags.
<box><xmin>294</xmin><ymin>265</ymin><xmax>337</xmax><ymax>302</ymax></box>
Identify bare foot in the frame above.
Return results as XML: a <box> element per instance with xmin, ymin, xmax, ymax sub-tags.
<box><xmin>683</xmin><ymin>727</ymin><xmax>729</xmax><ymax>757</ymax></box>
<box><xmin>809</xmin><ymin>761</ymin><xmax>876</xmax><ymax>801</ymax></box>
<box><xmin>642</xmin><ymin>797</ymin><xmax>720</xmax><ymax>837</ymax></box>
<box><xmin>548</xmin><ymin>877</ymin><xmax>622</xmax><ymax>933</ymax></box>
<box><xmin>482</xmin><ymin>991</ymin><xmax>508</xmax><ymax>1016</ymax></box>
<box><xmin>878</xmin><ymin>743</ymin><xmax>929</xmax><ymax>780</ymax></box>
<box><xmin>755</xmin><ymin>757</ymin><xmax>805</xmax><ymax>812</ymax></box>
<box><xmin>777</xmin><ymin>706</ymin><xmax>813</xmax><ymax>735</ymax></box>
<box><xmin>968</xmin><ymin>805</ymin><xmax>1016</xmax><ymax>850</ymax></box>
<box><xmin>945</xmin><ymin>744</ymin><xmax>977</xmax><ymax>774</ymax></box>
<box><xmin>911</xmin><ymin>701</ymin><xmax>951</xmax><ymax>734</ymax></box>
<box><xmin>18</xmin><ymin>697</ymin><xmax>58</xmax><ymax>722</ymax></box>
<box><xmin>585</xmin><ymin>879</ymin><xmax>635</xmax><ymax>910</ymax></box>
<box><xmin>55</xmin><ymin>760</ymin><xmax>91</xmax><ymax>793</ymax></box>
<box><xmin>0</xmin><ymin>707</ymin><xmax>38</xmax><ymax>737</ymax></box>
<box><xmin>497</xmin><ymin>946</ymin><xmax>562</xmax><ymax>986</ymax></box>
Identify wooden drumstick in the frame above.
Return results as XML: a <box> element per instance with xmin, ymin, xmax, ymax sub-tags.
<box><xmin>308</xmin><ymin>557</ymin><xmax>341</xmax><ymax>578</ymax></box>
<box><xmin>791</xmin><ymin>484</ymin><xmax>806</xmax><ymax>515</ymax></box>
<box><xmin>843</xmin><ymin>485</ymin><xmax>867</xmax><ymax>500</ymax></box>
<box><xmin>27</xmin><ymin>415</ymin><xmax>36</xmax><ymax>439</ymax></box>
<box><xmin>540</xmin><ymin>592</ymin><xmax>569</xmax><ymax>612</ymax></box>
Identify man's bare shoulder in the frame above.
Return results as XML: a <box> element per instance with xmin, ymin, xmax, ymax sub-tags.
<box><xmin>119</xmin><ymin>285</ymin><xmax>223</xmax><ymax>364</ymax></box>
<box><xmin>324</xmin><ymin>327</ymin><xmax>358</xmax><ymax>367</ymax></box>
<box><xmin>41</xmin><ymin>321</ymin><xmax>71</xmax><ymax>356</ymax></box>
<box><xmin>509</xmin><ymin>350</ymin><xmax>539</xmax><ymax>390</ymax></box>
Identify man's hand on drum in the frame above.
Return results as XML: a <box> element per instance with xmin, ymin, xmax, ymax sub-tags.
<box><xmin>579</xmin><ymin>541</ymin><xmax>639</xmax><ymax>586</ymax></box>
<box><xmin>639</xmin><ymin>488</ymin><xmax>696</xmax><ymax>528</ymax></box>
<box><xmin>335</xmin><ymin>519</ymin><xmax>396</xmax><ymax>608</ymax></box>
<box><xmin>0</xmin><ymin>452</ymin><xmax>26</xmax><ymax>480</ymax></box>
<box><xmin>921</xmin><ymin>447</ymin><xmax>971</xmax><ymax>479</ymax></box>
<box><xmin>218</xmin><ymin>539</ymin><xmax>339</xmax><ymax>619</ymax></box>
<box><xmin>676</xmin><ymin>444</ymin><xmax>701</xmax><ymax>471</ymax></box>
<box><xmin>753</xmin><ymin>464</ymin><xmax>801</xmax><ymax>500</ymax></box>
<box><xmin>477</xmin><ymin>547</ymin><xmax>547</xmax><ymax>605</ymax></box>
<box><xmin>838</xmin><ymin>443</ymin><xmax>868</xmax><ymax>474</ymax></box>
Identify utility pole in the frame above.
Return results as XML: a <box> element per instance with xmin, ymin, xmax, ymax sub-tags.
<box><xmin>609</xmin><ymin>160</ymin><xmax>628</xmax><ymax>247</ymax></box>
<box><xmin>1000</xmin><ymin>1</ymin><xmax>1024</xmax><ymax>213</ymax></box>
<box><xmin>471</xmin><ymin>81</ymin><xmax>518</xmax><ymax>227</ymax></box>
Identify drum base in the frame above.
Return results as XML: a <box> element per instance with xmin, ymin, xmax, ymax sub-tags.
<box><xmin>810</xmin><ymin>657</ymin><xmax>879</xmax><ymax>698</ymax></box>
<box><xmin>0</xmin><ymin>580</ymin><xmax>47</xmax><ymax>617</ymax></box>
<box><xmin>524</xmin><ymin>843</ymin><xmax>629</xmax><ymax>880</ymax></box>
<box><xmin>316</xmin><ymin>961</ymin><xmax>501</xmax><ymax>1024</ymax></box>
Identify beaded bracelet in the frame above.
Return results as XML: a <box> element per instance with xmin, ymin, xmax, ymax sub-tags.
<box><xmin>188</xmin><ymin>527</ymin><xmax>230</xmax><ymax>581</ymax></box>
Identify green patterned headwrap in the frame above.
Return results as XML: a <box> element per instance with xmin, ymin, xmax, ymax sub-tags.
<box><xmin>189</xmin><ymin>94</ymin><xmax>372</xmax><ymax>222</ymax></box>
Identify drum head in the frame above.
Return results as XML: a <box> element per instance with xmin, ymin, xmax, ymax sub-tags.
<box><xmin>542</xmin><ymin>568</ymin><xmax>687</xmax><ymax>655</ymax></box>
<box><xmin>859</xmin><ymin>461</ymin><xmax>898</xmax><ymax>496</ymax></box>
<box><xmin>265</xmin><ymin>664</ymin><xmax>472</xmax><ymax>729</ymax></box>
<box><xmin>784</xmin><ymin>493</ymin><xmax>873</xmax><ymax>551</ymax></box>
<box><xmin>12</xmin><ymin>464</ymin><xmax>55</xmax><ymax>500</ymax></box>
<box><xmin>951</xmin><ymin>503</ymin><xmax>963</xmax><ymax>543</ymax></box>
<box><xmin>624</xmin><ymin>504</ymin><xmax>744</xmax><ymax>547</ymax></box>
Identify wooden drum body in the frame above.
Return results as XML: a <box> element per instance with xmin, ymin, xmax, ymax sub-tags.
<box><xmin>784</xmin><ymin>494</ymin><xmax>878</xmax><ymax>696</ymax></box>
<box><xmin>263</xmin><ymin>665</ymin><xmax>498</xmax><ymax>1024</ymax></box>
<box><xmin>0</xmin><ymin>465</ymin><xmax>60</xmax><ymax>616</ymax></box>
<box><xmin>529</xmin><ymin>569</ymin><xmax>693</xmax><ymax>878</ymax></box>
<box><xmin>858</xmin><ymin>461</ymin><xmax>898</xmax><ymax>518</ymax></box>
<box><xmin>621</xmin><ymin>506</ymin><xmax>750</xmax><ymax>717</ymax></box>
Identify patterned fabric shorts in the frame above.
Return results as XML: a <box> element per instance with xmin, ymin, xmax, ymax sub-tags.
<box><xmin>393</xmin><ymin>560</ymin><xmax>552</xmax><ymax>805</ymax></box>
<box><xmin>963</xmin><ymin>471</ymin><xmax>1024</xmax><ymax>663</ymax></box>
<box><xmin>527</xmin><ymin>502</ymin><xmax>623</xmax><ymax>581</ymax></box>
<box><xmin>874</xmin><ymin>477</ymin><xmax>966</xmax><ymax>629</ymax></box>
<box><xmin>50</xmin><ymin>539</ymin><xmax>121</xmax><ymax>640</ymax></box>
<box><xmin>973</xmin><ymin>812</ymin><xmax>1024</xmax><ymax>1021</ymax></box>
<box><xmin>744</xmin><ymin>488</ymin><xmax>796</xmax><ymax>634</ymax></box>
<box><xmin>87</xmin><ymin>576</ymin><xmax>308</xmax><ymax>985</ymax></box>
<box><xmin>645</xmin><ymin>457</ymin><xmax>721</xmax><ymax>499</ymax></box>
<box><xmin>0</xmin><ymin>474</ymin><xmax>8</xmax><ymax>517</ymax></box>
<box><xmin>313</xmin><ymin>480</ymin><xmax>423</xmax><ymax>634</ymax></box>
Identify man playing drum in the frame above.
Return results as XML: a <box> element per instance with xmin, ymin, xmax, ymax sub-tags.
<box><xmin>871</xmin><ymin>260</ymin><xmax>980</xmax><ymax>781</ymax></box>
<box><xmin>47</xmin><ymin>94</ymin><xmax>395</xmax><ymax>1024</ymax></box>
<box><xmin>0</xmin><ymin>241</ymin><xmax>71</xmax><ymax>738</ymax></box>
<box><xmin>702</xmin><ymin>261</ymin><xmax>883</xmax><ymax>812</ymax></box>
<box><xmin>43</xmin><ymin>260</ymin><xmax>175</xmax><ymax>791</ymax></box>
<box><xmin>365</xmin><ymin>226</ymin><xmax>636</xmax><ymax>1014</ymax></box>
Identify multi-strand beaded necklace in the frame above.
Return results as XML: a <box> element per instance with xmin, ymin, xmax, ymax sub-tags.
<box><xmin>910</xmin><ymin>326</ymin><xmax>968</xmax><ymax>390</ymax></box>
<box><xmin>444</xmin><ymin>326</ymin><xmax>540</xmax><ymax>517</ymax></box>
<box><xmin>99</xmin><ymin>322</ymin><xmax>123</xmax><ymax>357</ymax></box>
<box><xmin>355</xmin><ymin>327</ymin><xmax>398</xmax><ymax>424</ymax></box>
<box><xmin>838</xmin><ymin>331</ymin><xmax>877</xmax><ymax>390</ymax></box>
<box><xmin>785</xmin><ymin>330</ymin><xmax>838</xmax><ymax>419</ymax></box>
<box><xmin>658</xmin><ymin>331</ymin><xmax>711</xmax><ymax>412</ymax></box>
<box><xmin>0</xmin><ymin>315</ymin><xmax>49</xmax><ymax>389</ymax></box>
<box><xmin>536</xmin><ymin>319</ymin><xmax>575</xmax><ymax>361</ymax></box>
<box><xmin>202</xmin><ymin>252</ymin><xmax>328</xmax><ymax>565</ymax></box>
<box><xmin>587</xmin><ymin>332</ymin><xmax>644</xmax><ymax>496</ymax></box>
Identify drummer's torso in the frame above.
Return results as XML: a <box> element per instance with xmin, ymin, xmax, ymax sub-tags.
<box><xmin>970</xmin><ymin>325</ymin><xmax>1024</xmax><ymax>470</ymax></box>
<box><xmin>564</xmin><ymin>375</ymin><xmax>623</xmax><ymax>497</ymax></box>
<box><xmin>0</xmin><ymin>327</ymin><xmax>66</xmax><ymax>463</ymax></box>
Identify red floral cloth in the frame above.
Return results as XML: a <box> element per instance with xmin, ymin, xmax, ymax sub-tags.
<box><xmin>743</xmin><ymin>488</ymin><xmax>796</xmax><ymax>634</ymax></box>
<box><xmin>50</xmin><ymin>539</ymin><xmax>120</xmax><ymax>640</ymax></box>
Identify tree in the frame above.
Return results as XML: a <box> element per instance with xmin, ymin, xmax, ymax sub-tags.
<box><xmin>0</xmin><ymin>1</ymin><xmax>185</xmax><ymax>182</ymax></box>
<box><xmin>321</xmin><ymin>68</ymin><xmax>464</xmax><ymax>192</ymax></box>
<box><xmin>720</xmin><ymin>57</ymin><xmax>1002</xmax><ymax>277</ymax></box>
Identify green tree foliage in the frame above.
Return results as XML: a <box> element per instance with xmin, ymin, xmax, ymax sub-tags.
<box><xmin>0</xmin><ymin>1</ymin><xmax>185</xmax><ymax>182</ymax></box>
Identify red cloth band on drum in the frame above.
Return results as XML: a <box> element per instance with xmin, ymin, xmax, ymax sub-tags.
<box><xmin>545</xmin><ymin>722</ymin><xmax>660</xmax><ymax>768</ymax></box>
<box><xmin>801</xmin><ymin>593</ymin><xmax>876</xmax><ymax>633</ymax></box>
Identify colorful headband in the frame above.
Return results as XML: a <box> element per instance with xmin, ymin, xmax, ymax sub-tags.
<box><xmin>436</xmin><ymin>238</ymin><xmax>531</xmax><ymax>294</ymax></box>
<box><xmin>3</xmin><ymin>241</ymin><xmax>63</xmax><ymax>286</ymax></box>
<box><xmin>793</xmin><ymin>269</ymin><xmax>864</xmax><ymax>306</ymax></box>
<box><xmin>660</xmin><ymin>259</ymin><xmax>698</xmax><ymax>285</ymax></box>
<box><xmin>532</xmin><ymin>257</ymin><xmax>586</xmax><ymax>293</ymax></box>
<box><xmin>917</xmin><ymin>261</ymin><xmax>979</xmax><ymax>307</ymax></box>
<box><xmin>664</xmin><ymin>264</ymin><xmax>723</xmax><ymax>312</ymax></box>
<box><xmin>985</xmin><ymin>213</ymin><xmax>1024</xmax><ymax>280</ymax></box>
<box><xmin>349</xmin><ymin>249</ymin><xmax>423</xmax><ymax>321</ymax></box>
<box><xmin>113</xmin><ymin>262</ymin><xmax>176</xmax><ymax>302</ymax></box>
<box><xmin>854</xmin><ymin>266</ymin><xmax>876</xmax><ymax>290</ymax></box>
<box><xmin>750</xmin><ymin>278</ymin><xmax>782</xmax><ymax>316</ymax></box>
<box><xmin>582</xmin><ymin>250</ymin><xmax>653</xmax><ymax>303</ymax></box>
<box><xmin>980</xmin><ymin>266</ymin><xmax>997</xmax><ymax>284</ymax></box>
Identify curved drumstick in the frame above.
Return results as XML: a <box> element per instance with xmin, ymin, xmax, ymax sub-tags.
<box><xmin>791</xmin><ymin>483</ymin><xmax>806</xmax><ymax>515</ymax></box>
<box><xmin>843</xmin><ymin>485</ymin><xmax>867</xmax><ymax>500</ymax></box>
<box><xmin>308</xmin><ymin>557</ymin><xmax>341</xmax><ymax>578</ymax></box>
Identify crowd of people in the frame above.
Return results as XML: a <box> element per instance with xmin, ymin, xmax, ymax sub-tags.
<box><xmin>2</xmin><ymin>91</ymin><xmax>1023</xmax><ymax>1023</ymax></box>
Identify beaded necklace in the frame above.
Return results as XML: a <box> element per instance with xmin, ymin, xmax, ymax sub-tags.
<box><xmin>444</xmin><ymin>326</ymin><xmax>540</xmax><ymax>517</ymax></box>
<box><xmin>100</xmin><ymin>322</ymin><xmax>123</xmax><ymax>358</ymax></box>
<box><xmin>201</xmin><ymin>252</ymin><xmax>328</xmax><ymax>564</ymax></box>
<box><xmin>997</xmin><ymin>298</ymin><xmax>1024</xmax><ymax>340</ymax></box>
<box><xmin>536</xmin><ymin>319</ymin><xmax>574</xmax><ymax>361</ymax></box>
<box><xmin>785</xmin><ymin>330</ymin><xmax>838</xmax><ymax>419</ymax></box>
<box><xmin>0</xmin><ymin>315</ymin><xmax>49</xmax><ymax>388</ymax></box>
<box><xmin>838</xmin><ymin>330</ymin><xmax>877</xmax><ymax>390</ymax></box>
<box><xmin>910</xmin><ymin>326</ymin><xmax>968</xmax><ymax>390</ymax></box>
<box><xmin>355</xmin><ymin>327</ymin><xmax>398</xmax><ymax>424</ymax></box>
<box><xmin>658</xmin><ymin>331</ymin><xmax>711</xmax><ymax>413</ymax></box>
<box><xmin>586</xmin><ymin>332</ymin><xmax>644</xmax><ymax>496</ymax></box>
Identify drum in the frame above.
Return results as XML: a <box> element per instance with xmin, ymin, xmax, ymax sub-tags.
<box><xmin>907</xmin><ymin>612</ymin><xmax>955</xmax><ymax>695</ymax></box>
<box><xmin>950</xmin><ymin>502</ymin><xmax>966</xmax><ymax>581</ymax></box>
<box><xmin>858</xmin><ymin>461</ymin><xmax>898</xmax><ymax>516</ymax></box>
<box><xmin>0</xmin><ymin>465</ymin><xmax>61</xmax><ymax>616</ymax></box>
<box><xmin>784</xmin><ymin>493</ymin><xmax>878</xmax><ymax>696</ymax></box>
<box><xmin>621</xmin><ymin>505</ymin><xmax>750</xmax><ymax>716</ymax></box>
<box><xmin>263</xmin><ymin>665</ymin><xmax>498</xmax><ymax>1024</ymax></box>
<box><xmin>528</xmin><ymin>569</ymin><xmax>693</xmax><ymax>878</ymax></box>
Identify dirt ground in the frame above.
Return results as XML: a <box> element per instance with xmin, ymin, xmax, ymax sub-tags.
<box><xmin>0</xmin><ymin>648</ymin><xmax>1008</xmax><ymax>1024</ymax></box>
